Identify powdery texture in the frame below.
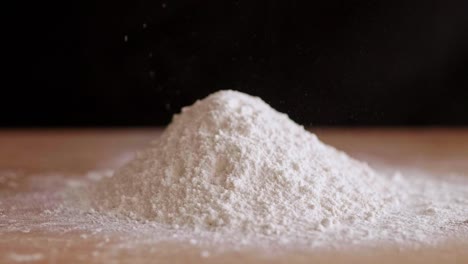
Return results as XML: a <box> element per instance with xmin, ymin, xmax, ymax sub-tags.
<box><xmin>88</xmin><ymin>90</ymin><xmax>398</xmax><ymax>235</ymax></box>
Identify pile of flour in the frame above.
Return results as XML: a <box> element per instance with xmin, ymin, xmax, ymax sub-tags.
<box><xmin>87</xmin><ymin>90</ymin><xmax>400</xmax><ymax>236</ymax></box>
<box><xmin>2</xmin><ymin>90</ymin><xmax>466</xmax><ymax>257</ymax></box>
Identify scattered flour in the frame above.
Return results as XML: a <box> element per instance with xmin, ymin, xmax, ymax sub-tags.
<box><xmin>8</xmin><ymin>253</ymin><xmax>44</xmax><ymax>262</ymax></box>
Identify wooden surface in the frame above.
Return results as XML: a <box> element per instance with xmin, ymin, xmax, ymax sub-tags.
<box><xmin>1</xmin><ymin>128</ymin><xmax>467</xmax><ymax>263</ymax></box>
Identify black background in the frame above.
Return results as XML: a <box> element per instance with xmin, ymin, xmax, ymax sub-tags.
<box><xmin>3</xmin><ymin>0</ymin><xmax>468</xmax><ymax>127</ymax></box>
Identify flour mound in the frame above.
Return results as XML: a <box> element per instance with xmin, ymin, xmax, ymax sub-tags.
<box><xmin>90</xmin><ymin>90</ymin><xmax>396</xmax><ymax>235</ymax></box>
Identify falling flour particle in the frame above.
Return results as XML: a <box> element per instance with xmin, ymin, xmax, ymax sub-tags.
<box><xmin>87</xmin><ymin>90</ymin><xmax>400</xmax><ymax>237</ymax></box>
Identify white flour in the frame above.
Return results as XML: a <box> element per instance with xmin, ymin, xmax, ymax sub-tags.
<box><xmin>1</xmin><ymin>91</ymin><xmax>467</xmax><ymax>262</ymax></box>
<box><xmin>8</xmin><ymin>253</ymin><xmax>44</xmax><ymax>262</ymax></box>
<box><xmin>88</xmin><ymin>90</ymin><xmax>399</xmax><ymax>236</ymax></box>
<box><xmin>76</xmin><ymin>91</ymin><xmax>466</xmax><ymax>245</ymax></box>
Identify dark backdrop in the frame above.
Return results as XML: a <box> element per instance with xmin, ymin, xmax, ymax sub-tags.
<box><xmin>3</xmin><ymin>0</ymin><xmax>468</xmax><ymax>127</ymax></box>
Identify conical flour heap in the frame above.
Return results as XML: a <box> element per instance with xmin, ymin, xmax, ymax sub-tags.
<box><xmin>89</xmin><ymin>90</ymin><xmax>397</xmax><ymax>236</ymax></box>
